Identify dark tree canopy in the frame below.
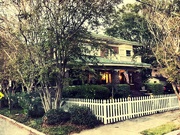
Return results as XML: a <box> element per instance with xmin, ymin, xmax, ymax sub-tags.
<box><xmin>105</xmin><ymin>3</ymin><xmax>156</xmax><ymax>66</ymax></box>
<box><xmin>0</xmin><ymin>0</ymin><xmax>122</xmax><ymax>111</ymax></box>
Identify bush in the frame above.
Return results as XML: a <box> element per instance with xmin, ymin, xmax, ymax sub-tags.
<box><xmin>69</xmin><ymin>105</ymin><xmax>101</xmax><ymax>128</ymax></box>
<box><xmin>9</xmin><ymin>94</ymin><xmax>21</xmax><ymax>109</ymax></box>
<box><xmin>16</xmin><ymin>92</ymin><xmax>31</xmax><ymax>114</ymax></box>
<box><xmin>43</xmin><ymin>109</ymin><xmax>70</xmax><ymax>125</ymax></box>
<box><xmin>12</xmin><ymin>114</ymin><xmax>29</xmax><ymax>123</ymax></box>
<box><xmin>28</xmin><ymin>97</ymin><xmax>45</xmax><ymax>118</ymax></box>
<box><xmin>63</xmin><ymin>85</ymin><xmax>110</xmax><ymax>99</ymax></box>
<box><xmin>114</xmin><ymin>84</ymin><xmax>131</xmax><ymax>98</ymax></box>
<box><xmin>144</xmin><ymin>83</ymin><xmax>164</xmax><ymax>95</ymax></box>
<box><xmin>16</xmin><ymin>92</ymin><xmax>44</xmax><ymax>117</ymax></box>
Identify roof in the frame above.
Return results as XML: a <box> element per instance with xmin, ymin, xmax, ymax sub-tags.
<box><xmin>92</xmin><ymin>57</ymin><xmax>151</xmax><ymax>68</ymax></box>
<box><xmin>91</xmin><ymin>33</ymin><xmax>142</xmax><ymax>46</ymax></box>
<box><xmin>74</xmin><ymin>56</ymin><xmax>151</xmax><ymax>68</ymax></box>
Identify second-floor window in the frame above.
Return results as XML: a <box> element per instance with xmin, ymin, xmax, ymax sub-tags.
<box><xmin>110</xmin><ymin>47</ymin><xmax>119</xmax><ymax>56</ymax></box>
<box><xmin>101</xmin><ymin>48</ymin><xmax>108</xmax><ymax>57</ymax></box>
<box><xmin>112</xmin><ymin>47</ymin><xmax>119</xmax><ymax>54</ymax></box>
<box><xmin>101</xmin><ymin>47</ymin><xmax>119</xmax><ymax>57</ymax></box>
<box><xmin>126</xmin><ymin>50</ymin><xmax>131</xmax><ymax>56</ymax></box>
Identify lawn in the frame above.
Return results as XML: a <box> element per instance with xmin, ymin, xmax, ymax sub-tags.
<box><xmin>141</xmin><ymin>122</ymin><xmax>180</xmax><ymax>135</ymax></box>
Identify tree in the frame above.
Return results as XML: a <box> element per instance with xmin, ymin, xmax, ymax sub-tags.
<box><xmin>0</xmin><ymin>0</ymin><xmax>122</xmax><ymax>112</ymax></box>
<box><xmin>104</xmin><ymin>3</ymin><xmax>155</xmax><ymax>82</ymax></box>
<box><xmin>105</xmin><ymin>3</ymin><xmax>156</xmax><ymax>67</ymax></box>
<box><xmin>138</xmin><ymin>0</ymin><xmax>180</xmax><ymax>99</ymax></box>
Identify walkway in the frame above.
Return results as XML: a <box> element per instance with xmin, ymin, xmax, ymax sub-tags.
<box><xmin>0</xmin><ymin>115</ymin><xmax>45</xmax><ymax>135</ymax></box>
<box><xmin>73</xmin><ymin>109</ymin><xmax>180</xmax><ymax>135</ymax></box>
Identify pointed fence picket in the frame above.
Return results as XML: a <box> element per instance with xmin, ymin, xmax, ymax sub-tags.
<box><xmin>63</xmin><ymin>94</ymin><xmax>179</xmax><ymax>124</ymax></box>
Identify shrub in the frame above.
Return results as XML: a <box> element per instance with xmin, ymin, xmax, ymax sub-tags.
<box><xmin>63</xmin><ymin>86</ymin><xmax>85</xmax><ymax>98</ymax></box>
<box><xmin>43</xmin><ymin>109</ymin><xmax>70</xmax><ymax>125</ymax></box>
<box><xmin>88</xmin><ymin>85</ymin><xmax>110</xmax><ymax>99</ymax></box>
<box><xmin>9</xmin><ymin>94</ymin><xmax>21</xmax><ymax>109</ymax></box>
<box><xmin>28</xmin><ymin>97</ymin><xmax>45</xmax><ymax>118</ymax></box>
<box><xmin>16</xmin><ymin>92</ymin><xmax>31</xmax><ymax>114</ymax></box>
<box><xmin>144</xmin><ymin>83</ymin><xmax>164</xmax><ymax>95</ymax></box>
<box><xmin>114</xmin><ymin>84</ymin><xmax>131</xmax><ymax>98</ymax></box>
<box><xmin>16</xmin><ymin>92</ymin><xmax>44</xmax><ymax>117</ymax></box>
<box><xmin>13</xmin><ymin>114</ymin><xmax>29</xmax><ymax>123</ymax></box>
<box><xmin>63</xmin><ymin>85</ymin><xmax>110</xmax><ymax>99</ymax></box>
<box><xmin>69</xmin><ymin>105</ymin><xmax>101</xmax><ymax>128</ymax></box>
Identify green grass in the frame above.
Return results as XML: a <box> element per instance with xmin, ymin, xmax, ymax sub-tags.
<box><xmin>141</xmin><ymin>122</ymin><xmax>180</xmax><ymax>135</ymax></box>
<box><xmin>0</xmin><ymin>107</ymin><xmax>84</xmax><ymax>135</ymax></box>
<box><xmin>41</xmin><ymin>125</ymin><xmax>82</xmax><ymax>135</ymax></box>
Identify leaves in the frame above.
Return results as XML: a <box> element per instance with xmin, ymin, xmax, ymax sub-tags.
<box><xmin>105</xmin><ymin>3</ymin><xmax>154</xmax><ymax>64</ymax></box>
<box><xmin>142</xmin><ymin>0</ymin><xmax>180</xmax><ymax>84</ymax></box>
<box><xmin>0</xmin><ymin>0</ymin><xmax>122</xmax><ymax>110</ymax></box>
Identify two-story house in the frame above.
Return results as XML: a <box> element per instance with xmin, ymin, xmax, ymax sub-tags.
<box><xmin>68</xmin><ymin>33</ymin><xmax>151</xmax><ymax>91</ymax></box>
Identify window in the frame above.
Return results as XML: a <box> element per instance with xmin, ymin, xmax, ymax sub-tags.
<box><xmin>112</xmin><ymin>47</ymin><xmax>119</xmax><ymax>54</ymax></box>
<box><xmin>110</xmin><ymin>47</ymin><xmax>119</xmax><ymax>56</ymax></box>
<box><xmin>100</xmin><ymin>72</ymin><xmax>112</xmax><ymax>84</ymax></box>
<box><xmin>101</xmin><ymin>48</ymin><xmax>108</xmax><ymax>57</ymax></box>
<box><xmin>126</xmin><ymin>50</ymin><xmax>131</xmax><ymax>56</ymax></box>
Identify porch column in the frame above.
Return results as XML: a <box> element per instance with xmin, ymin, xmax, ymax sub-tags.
<box><xmin>112</xmin><ymin>70</ymin><xmax>120</xmax><ymax>84</ymax></box>
<box><xmin>133</xmin><ymin>71</ymin><xmax>142</xmax><ymax>91</ymax></box>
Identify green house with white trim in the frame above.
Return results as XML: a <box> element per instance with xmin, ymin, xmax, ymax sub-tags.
<box><xmin>68</xmin><ymin>33</ymin><xmax>151</xmax><ymax>91</ymax></box>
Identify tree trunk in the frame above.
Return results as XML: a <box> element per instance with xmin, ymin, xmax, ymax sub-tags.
<box><xmin>8</xmin><ymin>96</ymin><xmax>12</xmax><ymax>113</ymax></box>
<box><xmin>54</xmin><ymin>81</ymin><xmax>62</xmax><ymax>109</ymax></box>
<box><xmin>39</xmin><ymin>86</ymin><xmax>53</xmax><ymax>112</ymax></box>
<box><xmin>172</xmin><ymin>83</ymin><xmax>180</xmax><ymax>107</ymax></box>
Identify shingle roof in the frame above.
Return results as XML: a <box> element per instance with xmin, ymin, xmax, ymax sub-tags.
<box><xmin>95</xmin><ymin>57</ymin><xmax>151</xmax><ymax>68</ymax></box>
<box><xmin>91</xmin><ymin>33</ymin><xmax>141</xmax><ymax>46</ymax></box>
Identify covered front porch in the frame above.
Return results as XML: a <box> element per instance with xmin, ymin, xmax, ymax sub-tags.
<box><xmin>68</xmin><ymin>57</ymin><xmax>151</xmax><ymax>92</ymax></box>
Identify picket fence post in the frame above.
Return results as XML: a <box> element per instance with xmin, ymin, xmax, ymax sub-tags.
<box><xmin>128</xmin><ymin>96</ymin><xmax>132</xmax><ymax>119</ymax></box>
<box><xmin>103</xmin><ymin>100</ymin><xmax>107</xmax><ymax>124</ymax></box>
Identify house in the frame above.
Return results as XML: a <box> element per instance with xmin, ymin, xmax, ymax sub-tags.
<box><xmin>67</xmin><ymin>33</ymin><xmax>151</xmax><ymax>91</ymax></box>
<box><xmin>146</xmin><ymin>66</ymin><xmax>168</xmax><ymax>86</ymax></box>
<box><xmin>146</xmin><ymin>67</ymin><xmax>174</xmax><ymax>94</ymax></box>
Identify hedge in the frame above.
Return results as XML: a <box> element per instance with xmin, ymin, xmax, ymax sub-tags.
<box><xmin>43</xmin><ymin>109</ymin><xmax>70</xmax><ymax>125</ymax></box>
<box><xmin>144</xmin><ymin>83</ymin><xmax>164</xmax><ymax>95</ymax></box>
<box><xmin>114</xmin><ymin>84</ymin><xmax>131</xmax><ymax>98</ymax></box>
<box><xmin>62</xmin><ymin>85</ymin><xmax>110</xmax><ymax>99</ymax></box>
<box><xmin>69</xmin><ymin>105</ymin><xmax>101</xmax><ymax>128</ymax></box>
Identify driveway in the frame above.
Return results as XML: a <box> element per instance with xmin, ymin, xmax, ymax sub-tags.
<box><xmin>72</xmin><ymin>109</ymin><xmax>180</xmax><ymax>135</ymax></box>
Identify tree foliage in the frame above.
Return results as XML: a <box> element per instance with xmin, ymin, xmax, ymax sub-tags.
<box><xmin>105</xmin><ymin>3</ymin><xmax>156</xmax><ymax>65</ymax></box>
<box><xmin>0</xmin><ymin>0</ymin><xmax>122</xmax><ymax>111</ymax></box>
<box><xmin>139</xmin><ymin>0</ymin><xmax>180</xmax><ymax>98</ymax></box>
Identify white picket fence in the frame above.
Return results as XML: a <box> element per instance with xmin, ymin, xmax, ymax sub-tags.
<box><xmin>63</xmin><ymin>94</ymin><xmax>179</xmax><ymax>124</ymax></box>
